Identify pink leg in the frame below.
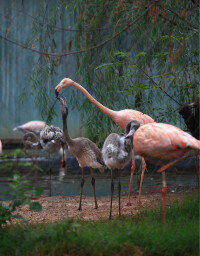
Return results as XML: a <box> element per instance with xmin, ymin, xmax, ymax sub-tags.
<box><xmin>162</xmin><ymin>170</ymin><xmax>167</xmax><ymax>225</ymax></box>
<box><xmin>138</xmin><ymin>157</ymin><xmax>146</xmax><ymax>205</ymax></box>
<box><xmin>157</xmin><ymin>152</ymin><xmax>199</xmax><ymax>225</ymax></box>
<box><xmin>126</xmin><ymin>149</ymin><xmax>135</xmax><ymax>206</ymax></box>
<box><xmin>23</xmin><ymin>147</ymin><xmax>34</xmax><ymax>162</ymax></box>
<box><xmin>157</xmin><ymin>151</ymin><xmax>200</xmax><ymax>173</ymax></box>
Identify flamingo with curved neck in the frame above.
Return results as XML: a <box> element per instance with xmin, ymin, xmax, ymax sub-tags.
<box><xmin>55</xmin><ymin>78</ymin><xmax>155</xmax><ymax>205</ymax></box>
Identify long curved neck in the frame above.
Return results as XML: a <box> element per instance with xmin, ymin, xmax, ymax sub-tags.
<box><xmin>71</xmin><ymin>81</ymin><xmax>116</xmax><ymax>118</ymax></box>
<box><xmin>62</xmin><ymin>113</ymin><xmax>73</xmax><ymax>146</ymax></box>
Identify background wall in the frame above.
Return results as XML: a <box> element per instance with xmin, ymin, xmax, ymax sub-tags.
<box><xmin>0</xmin><ymin>0</ymin><xmax>82</xmax><ymax>141</ymax></box>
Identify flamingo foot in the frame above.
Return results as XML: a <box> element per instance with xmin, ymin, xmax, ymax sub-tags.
<box><xmin>61</xmin><ymin>159</ymin><xmax>66</xmax><ymax>168</ymax></box>
<box><xmin>126</xmin><ymin>201</ymin><xmax>132</xmax><ymax>206</ymax></box>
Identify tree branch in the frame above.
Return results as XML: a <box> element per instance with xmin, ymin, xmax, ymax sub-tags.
<box><xmin>159</xmin><ymin>4</ymin><xmax>198</xmax><ymax>31</ymax></box>
<box><xmin>0</xmin><ymin>8</ymin><xmax>149</xmax><ymax>58</ymax></box>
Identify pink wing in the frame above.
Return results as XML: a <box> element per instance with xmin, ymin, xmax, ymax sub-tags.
<box><xmin>23</xmin><ymin>121</ymin><xmax>46</xmax><ymax>132</ymax></box>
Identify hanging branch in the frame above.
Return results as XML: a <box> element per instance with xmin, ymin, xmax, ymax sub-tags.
<box><xmin>0</xmin><ymin>8</ymin><xmax>149</xmax><ymax>57</ymax></box>
<box><xmin>135</xmin><ymin>65</ymin><xmax>181</xmax><ymax>106</ymax></box>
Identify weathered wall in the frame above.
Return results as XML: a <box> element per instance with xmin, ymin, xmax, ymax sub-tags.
<box><xmin>0</xmin><ymin>0</ymin><xmax>82</xmax><ymax>141</ymax></box>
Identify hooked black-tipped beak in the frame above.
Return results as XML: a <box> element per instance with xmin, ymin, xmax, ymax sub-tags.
<box><xmin>125</xmin><ymin>128</ymin><xmax>135</xmax><ymax>138</ymax></box>
<box><xmin>55</xmin><ymin>89</ymin><xmax>59</xmax><ymax>99</ymax></box>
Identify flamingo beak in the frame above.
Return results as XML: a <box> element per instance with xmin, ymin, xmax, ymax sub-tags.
<box><xmin>125</xmin><ymin>128</ymin><xmax>135</xmax><ymax>138</ymax></box>
<box><xmin>55</xmin><ymin>84</ymin><xmax>62</xmax><ymax>97</ymax></box>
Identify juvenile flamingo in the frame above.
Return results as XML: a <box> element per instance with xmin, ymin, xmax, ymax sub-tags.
<box><xmin>102</xmin><ymin>120</ymin><xmax>140</xmax><ymax>219</ymax></box>
<box><xmin>55</xmin><ymin>78</ymin><xmax>155</xmax><ymax>206</ymax></box>
<box><xmin>57</xmin><ymin>95</ymin><xmax>105</xmax><ymax>210</ymax></box>
<box><xmin>129</xmin><ymin>122</ymin><xmax>200</xmax><ymax>224</ymax></box>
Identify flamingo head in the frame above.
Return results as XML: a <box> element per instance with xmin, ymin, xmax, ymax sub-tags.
<box><xmin>125</xmin><ymin>120</ymin><xmax>140</xmax><ymax>138</ymax></box>
<box><xmin>57</xmin><ymin>95</ymin><xmax>68</xmax><ymax>116</ymax></box>
<box><xmin>55</xmin><ymin>78</ymin><xmax>74</xmax><ymax>97</ymax></box>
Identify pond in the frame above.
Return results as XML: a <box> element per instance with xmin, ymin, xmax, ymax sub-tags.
<box><xmin>0</xmin><ymin>150</ymin><xmax>198</xmax><ymax>201</ymax></box>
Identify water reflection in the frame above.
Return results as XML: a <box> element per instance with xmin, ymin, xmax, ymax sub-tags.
<box><xmin>0</xmin><ymin>154</ymin><xmax>198</xmax><ymax>200</ymax></box>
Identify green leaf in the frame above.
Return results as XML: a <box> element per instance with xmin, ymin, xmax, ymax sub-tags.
<box><xmin>12</xmin><ymin>214</ymin><xmax>28</xmax><ymax>223</ymax></box>
<box><xmin>136</xmin><ymin>52</ymin><xmax>146</xmax><ymax>57</ymax></box>
<box><xmin>52</xmin><ymin>39</ymin><xmax>56</xmax><ymax>48</ymax></box>
<box><xmin>94</xmin><ymin>63</ymin><xmax>113</xmax><ymax>70</ymax></box>
<box><xmin>32</xmin><ymin>188</ymin><xmax>44</xmax><ymax>198</ymax></box>
<box><xmin>114</xmin><ymin>51</ymin><xmax>128</xmax><ymax>57</ymax></box>
<box><xmin>29</xmin><ymin>202</ymin><xmax>42</xmax><ymax>212</ymax></box>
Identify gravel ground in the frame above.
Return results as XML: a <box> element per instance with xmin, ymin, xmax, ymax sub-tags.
<box><xmin>5</xmin><ymin>184</ymin><xmax>197</xmax><ymax>224</ymax></box>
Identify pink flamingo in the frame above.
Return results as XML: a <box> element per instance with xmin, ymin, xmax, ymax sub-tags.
<box><xmin>126</xmin><ymin>122</ymin><xmax>200</xmax><ymax>224</ymax></box>
<box><xmin>13</xmin><ymin>120</ymin><xmax>46</xmax><ymax>161</ymax></box>
<box><xmin>55</xmin><ymin>78</ymin><xmax>155</xmax><ymax>205</ymax></box>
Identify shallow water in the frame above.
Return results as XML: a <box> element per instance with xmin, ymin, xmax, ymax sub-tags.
<box><xmin>0</xmin><ymin>153</ymin><xmax>198</xmax><ymax>200</ymax></box>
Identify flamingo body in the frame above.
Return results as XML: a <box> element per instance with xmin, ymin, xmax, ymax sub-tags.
<box><xmin>40</xmin><ymin>125</ymin><xmax>65</xmax><ymax>154</ymax></box>
<box><xmin>133</xmin><ymin>122</ymin><xmax>200</xmax><ymax>160</ymax></box>
<box><xmin>102</xmin><ymin>120</ymin><xmax>140</xmax><ymax>218</ymax></box>
<box><xmin>68</xmin><ymin>137</ymin><xmax>104</xmax><ymax>171</ymax></box>
<box><xmin>132</xmin><ymin>122</ymin><xmax>200</xmax><ymax>224</ymax></box>
<box><xmin>110</xmin><ymin>109</ymin><xmax>154</xmax><ymax>130</ymax></box>
<box><xmin>102</xmin><ymin>133</ymin><xmax>133</xmax><ymax>170</ymax></box>
<box><xmin>13</xmin><ymin>121</ymin><xmax>46</xmax><ymax>137</ymax></box>
<box><xmin>58</xmin><ymin>95</ymin><xmax>105</xmax><ymax>210</ymax></box>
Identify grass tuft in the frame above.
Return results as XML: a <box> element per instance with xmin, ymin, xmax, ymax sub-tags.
<box><xmin>0</xmin><ymin>194</ymin><xmax>198</xmax><ymax>256</ymax></box>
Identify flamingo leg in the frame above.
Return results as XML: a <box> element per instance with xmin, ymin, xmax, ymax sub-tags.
<box><xmin>34</xmin><ymin>149</ymin><xmax>38</xmax><ymax>177</ymax></box>
<box><xmin>109</xmin><ymin>170</ymin><xmax>114</xmax><ymax>219</ymax></box>
<box><xmin>162</xmin><ymin>170</ymin><xmax>167</xmax><ymax>225</ymax></box>
<box><xmin>90</xmin><ymin>168</ymin><xmax>98</xmax><ymax>209</ymax></box>
<box><xmin>126</xmin><ymin>149</ymin><xmax>136</xmax><ymax>206</ymax></box>
<box><xmin>49</xmin><ymin>167</ymin><xmax>52</xmax><ymax>197</ymax></box>
<box><xmin>22</xmin><ymin>146</ymin><xmax>34</xmax><ymax>162</ymax></box>
<box><xmin>118</xmin><ymin>169</ymin><xmax>121</xmax><ymax>216</ymax></box>
<box><xmin>78</xmin><ymin>167</ymin><xmax>85</xmax><ymax>211</ymax></box>
<box><xmin>138</xmin><ymin>157</ymin><xmax>146</xmax><ymax>205</ymax></box>
<box><xmin>157</xmin><ymin>151</ymin><xmax>200</xmax><ymax>173</ymax></box>
<box><xmin>61</xmin><ymin>144</ymin><xmax>66</xmax><ymax>168</ymax></box>
<box><xmin>195</xmin><ymin>156</ymin><xmax>199</xmax><ymax>187</ymax></box>
<box><xmin>48</xmin><ymin>153</ymin><xmax>52</xmax><ymax>197</ymax></box>
<box><xmin>158</xmin><ymin>152</ymin><xmax>199</xmax><ymax>225</ymax></box>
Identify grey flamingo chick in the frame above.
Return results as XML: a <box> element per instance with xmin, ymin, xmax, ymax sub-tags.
<box><xmin>32</xmin><ymin>125</ymin><xmax>66</xmax><ymax>168</ymax></box>
<box><xmin>57</xmin><ymin>95</ymin><xmax>105</xmax><ymax>210</ymax></box>
<box><xmin>102</xmin><ymin>120</ymin><xmax>140</xmax><ymax>219</ymax></box>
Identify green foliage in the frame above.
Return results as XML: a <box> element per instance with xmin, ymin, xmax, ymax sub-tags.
<box><xmin>0</xmin><ymin>150</ymin><xmax>43</xmax><ymax>227</ymax></box>
<box><xmin>0</xmin><ymin>172</ymin><xmax>43</xmax><ymax>227</ymax></box>
<box><xmin>27</xmin><ymin>0</ymin><xmax>199</xmax><ymax>144</ymax></box>
<box><xmin>0</xmin><ymin>149</ymin><xmax>43</xmax><ymax>173</ymax></box>
<box><xmin>0</xmin><ymin>195</ymin><xmax>198</xmax><ymax>255</ymax></box>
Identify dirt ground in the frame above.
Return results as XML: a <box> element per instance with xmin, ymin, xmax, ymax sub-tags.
<box><xmin>6</xmin><ymin>185</ymin><xmax>198</xmax><ymax>224</ymax></box>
